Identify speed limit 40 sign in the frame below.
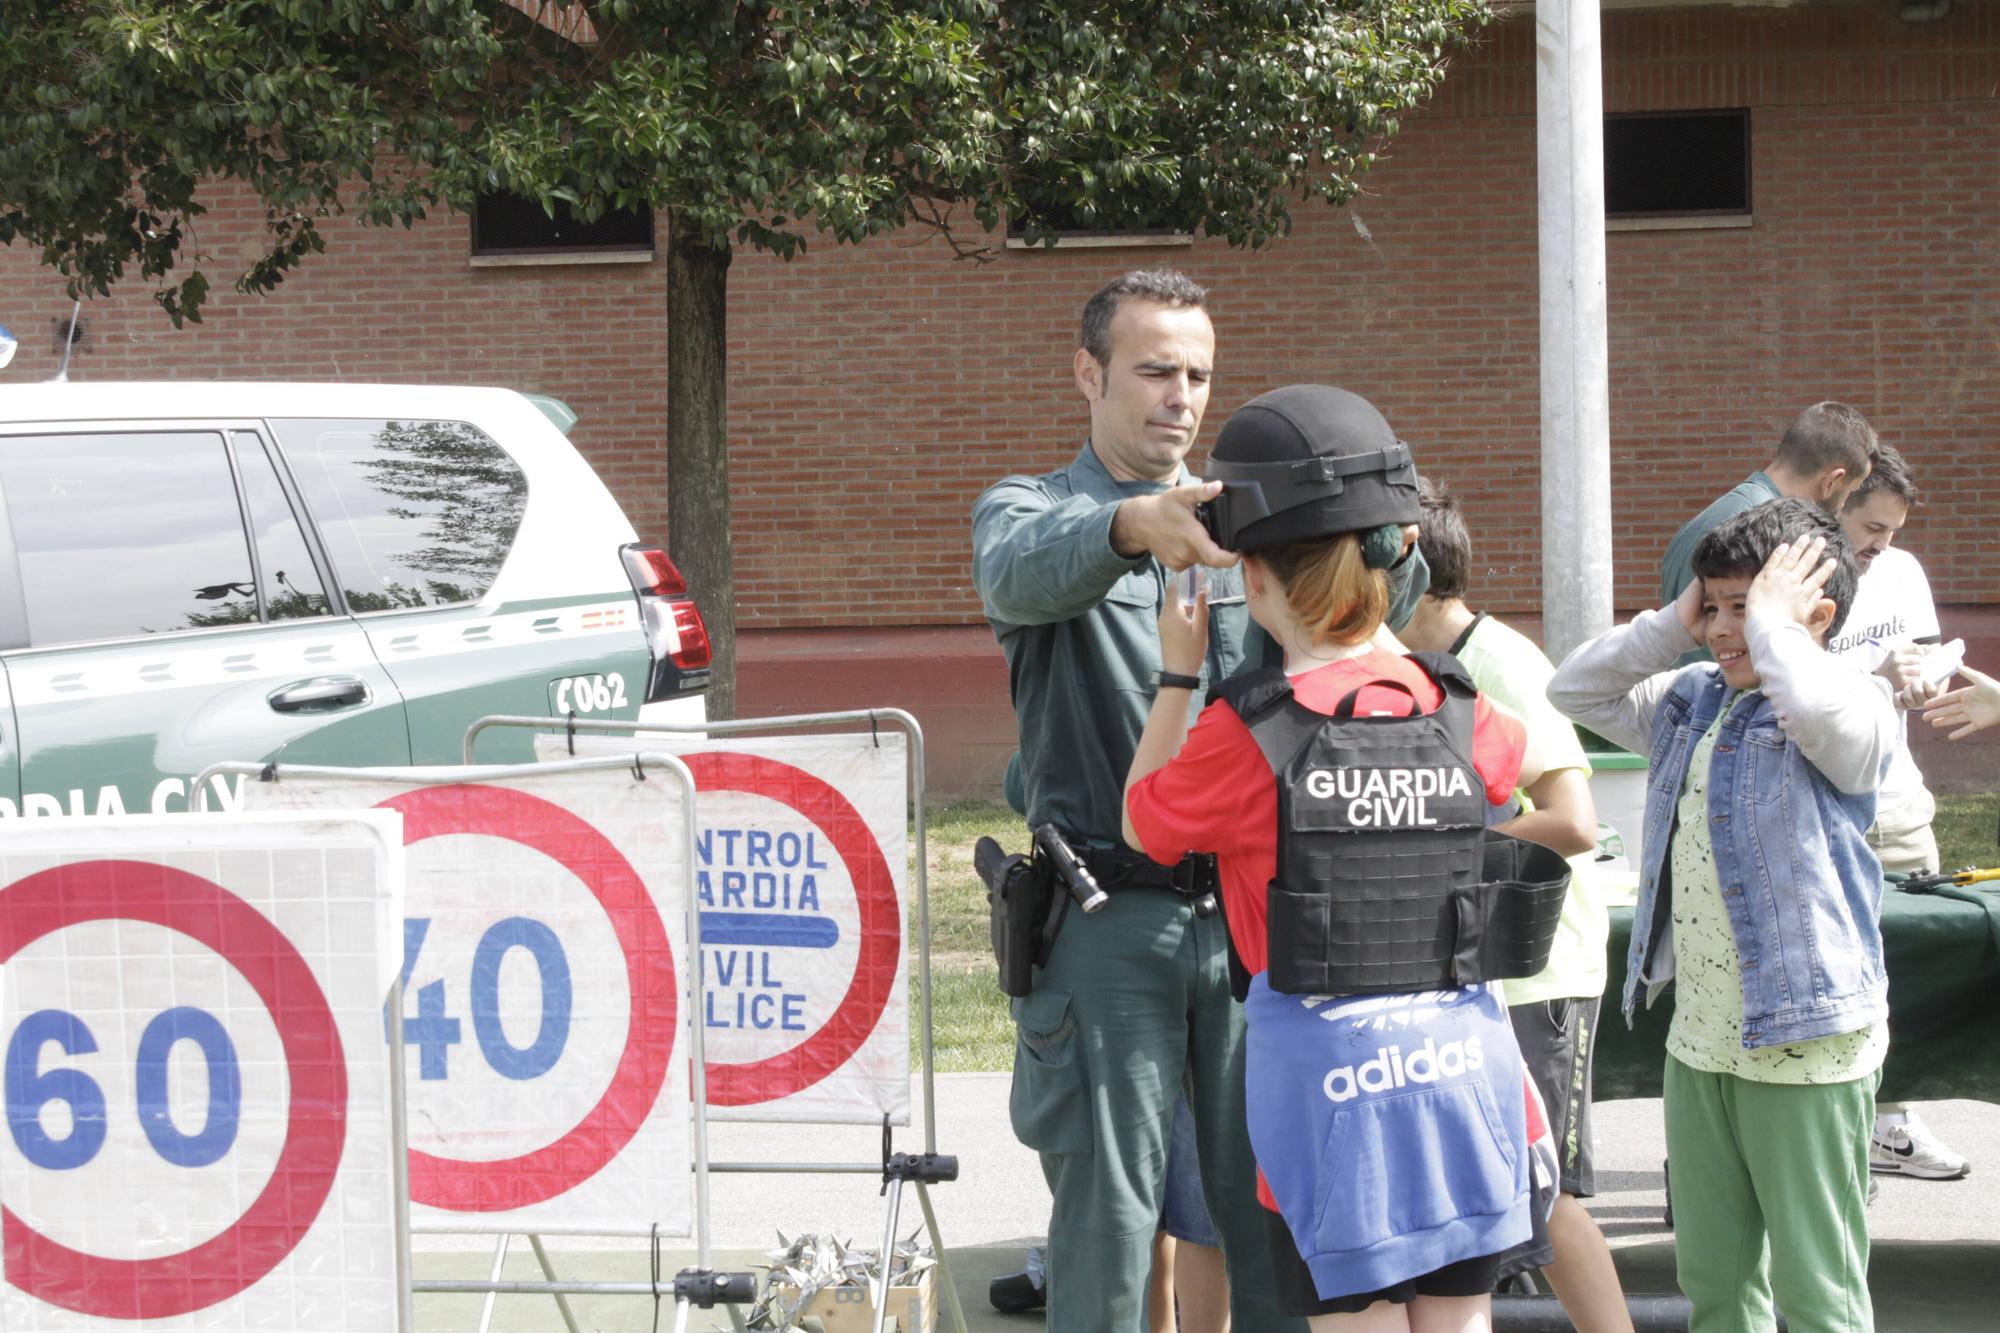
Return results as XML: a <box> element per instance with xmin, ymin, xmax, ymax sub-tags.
<box><xmin>0</xmin><ymin>814</ymin><xmax>405</xmax><ymax>1331</ymax></box>
<box><xmin>244</xmin><ymin>765</ymin><xmax>693</xmax><ymax>1235</ymax></box>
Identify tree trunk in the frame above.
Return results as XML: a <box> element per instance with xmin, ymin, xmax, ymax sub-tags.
<box><xmin>666</xmin><ymin>219</ymin><xmax>737</xmax><ymax>719</ymax></box>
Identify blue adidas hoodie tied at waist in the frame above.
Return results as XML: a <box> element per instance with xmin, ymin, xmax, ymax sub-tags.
<box><xmin>1547</xmin><ymin>603</ymin><xmax>1896</xmax><ymax>1050</ymax></box>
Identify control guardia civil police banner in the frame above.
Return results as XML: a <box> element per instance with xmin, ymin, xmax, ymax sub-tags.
<box><xmin>242</xmin><ymin>767</ymin><xmax>694</xmax><ymax>1234</ymax></box>
<box><xmin>538</xmin><ymin>733</ymin><xmax>911</xmax><ymax>1126</ymax></box>
<box><xmin>0</xmin><ymin>813</ymin><xmax>405</xmax><ymax>1331</ymax></box>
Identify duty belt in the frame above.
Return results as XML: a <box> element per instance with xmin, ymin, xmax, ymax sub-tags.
<box><xmin>1081</xmin><ymin>848</ymin><xmax>1220</xmax><ymax>915</ymax></box>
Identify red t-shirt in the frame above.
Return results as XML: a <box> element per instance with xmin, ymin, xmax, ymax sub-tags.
<box><xmin>1127</xmin><ymin>650</ymin><xmax>1527</xmax><ymax>976</ymax></box>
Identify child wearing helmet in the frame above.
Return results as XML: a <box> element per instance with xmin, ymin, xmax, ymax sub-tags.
<box><xmin>1123</xmin><ymin>386</ymin><xmax>1557</xmax><ymax>1330</ymax></box>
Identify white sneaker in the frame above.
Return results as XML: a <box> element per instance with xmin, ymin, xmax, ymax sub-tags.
<box><xmin>1871</xmin><ymin>1111</ymin><xmax>1971</xmax><ymax>1180</ymax></box>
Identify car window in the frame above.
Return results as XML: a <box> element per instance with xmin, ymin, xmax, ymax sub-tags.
<box><xmin>0</xmin><ymin>431</ymin><xmax>256</xmax><ymax>645</ymax></box>
<box><xmin>231</xmin><ymin>431</ymin><xmax>332</xmax><ymax>622</ymax></box>
<box><xmin>272</xmin><ymin>418</ymin><xmax>528</xmax><ymax>612</ymax></box>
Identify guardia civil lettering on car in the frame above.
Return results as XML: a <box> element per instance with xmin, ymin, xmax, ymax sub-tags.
<box><xmin>0</xmin><ymin>382</ymin><xmax>708</xmax><ymax>816</ymax></box>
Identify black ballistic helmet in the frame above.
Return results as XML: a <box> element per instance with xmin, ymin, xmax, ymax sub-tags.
<box><xmin>1201</xmin><ymin>386</ymin><xmax>1421</xmax><ymax>552</ymax></box>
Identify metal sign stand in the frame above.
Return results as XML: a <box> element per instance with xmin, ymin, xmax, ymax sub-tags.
<box><xmin>464</xmin><ymin>709</ymin><xmax>971</xmax><ymax>1333</ymax></box>
<box><xmin>195</xmin><ymin>754</ymin><xmax>758</xmax><ymax>1333</ymax></box>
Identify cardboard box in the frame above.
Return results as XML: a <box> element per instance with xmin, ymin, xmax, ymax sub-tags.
<box><xmin>786</xmin><ymin>1267</ymin><xmax>935</xmax><ymax>1333</ymax></box>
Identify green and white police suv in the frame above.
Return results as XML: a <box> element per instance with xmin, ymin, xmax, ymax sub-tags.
<box><xmin>0</xmin><ymin>381</ymin><xmax>709</xmax><ymax>816</ymax></box>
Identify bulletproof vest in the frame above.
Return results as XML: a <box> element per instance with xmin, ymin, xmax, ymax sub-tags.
<box><xmin>1216</xmin><ymin>652</ymin><xmax>1571</xmax><ymax>997</ymax></box>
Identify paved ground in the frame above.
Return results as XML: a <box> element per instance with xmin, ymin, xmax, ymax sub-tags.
<box><xmin>412</xmin><ymin>1076</ymin><xmax>2000</xmax><ymax>1330</ymax></box>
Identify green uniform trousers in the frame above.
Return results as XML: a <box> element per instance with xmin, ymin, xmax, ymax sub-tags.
<box><xmin>1010</xmin><ymin>887</ymin><xmax>1306</xmax><ymax>1333</ymax></box>
<box><xmin>1663</xmin><ymin>1054</ymin><xmax>1878</xmax><ymax>1333</ymax></box>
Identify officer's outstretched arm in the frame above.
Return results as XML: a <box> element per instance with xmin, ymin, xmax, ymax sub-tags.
<box><xmin>1109</xmin><ymin>481</ymin><xmax>1239</xmax><ymax>572</ymax></box>
<box><xmin>972</xmin><ymin>478</ymin><xmax>1141</xmax><ymax>625</ymax></box>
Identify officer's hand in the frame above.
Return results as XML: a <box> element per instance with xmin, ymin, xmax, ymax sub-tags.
<box><xmin>1158</xmin><ymin>588</ymin><xmax>1208</xmax><ymax>678</ymax></box>
<box><xmin>1110</xmin><ymin>481</ymin><xmax>1240</xmax><ymax>571</ymax></box>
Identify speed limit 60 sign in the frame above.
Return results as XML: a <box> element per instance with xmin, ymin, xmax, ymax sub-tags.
<box><xmin>0</xmin><ymin>813</ymin><xmax>405</xmax><ymax>1331</ymax></box>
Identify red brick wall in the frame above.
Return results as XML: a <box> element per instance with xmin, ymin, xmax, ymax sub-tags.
<box><xmin>2</xmin><ymin>3</ymin><xmax>1995</xmax><ymax>627</ymax></box>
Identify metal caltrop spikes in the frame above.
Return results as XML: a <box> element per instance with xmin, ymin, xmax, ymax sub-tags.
<box><xmin>745</xmin><ymin>1230</ymin><xmax>935</xmax><ymax>1330</ymax></box>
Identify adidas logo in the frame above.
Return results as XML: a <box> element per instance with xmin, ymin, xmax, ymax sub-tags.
<box><xmin>1322</xmin><ymin>1037</ymin><xmax>1484</xmax><ymax>1103</ymax></box>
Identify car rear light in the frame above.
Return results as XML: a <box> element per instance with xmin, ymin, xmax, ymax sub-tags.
<box><xmin>621</xmin><ymin>546</ymin><xmax>689</xmax><ymax>597</ymax></box>
<box><xmin>622</xmin><ymin>543</ymin><xmax>711</xmax><ymax>698</ymax></box>
<box><xmin>668</xmin><ymin>600</ymin><xmax>712</xmax><ymax>670</ymax></box>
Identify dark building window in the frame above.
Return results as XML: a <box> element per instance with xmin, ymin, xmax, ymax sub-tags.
<box><xmin>1006</xmin><ymin>211</ymin><xmax>1185</xmax><ymax>244</ymax></box>
<box><xmin>1005</xmin><ymin>186</ymin><xmax>1191</xmax><ymax>248</ymax></box>
<box><xmin>472</xmin><ymin>192</ymin><xmax>654</xmax><ymax>257</ymax></box>
<box><xmin>1604</xmin><ymin>110</ymin><xmax>1751</xmax><ymax>219</ymax></box>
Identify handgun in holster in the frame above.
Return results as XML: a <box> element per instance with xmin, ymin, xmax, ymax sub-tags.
<box><xmin>975</xmin><ymin>824</ymin><xmax>1109</xmax><ymax>998</ymax></box>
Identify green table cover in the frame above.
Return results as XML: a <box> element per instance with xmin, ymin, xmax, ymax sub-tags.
<box><xmin>1595</xmin><ymin>886</ymin><xmax>2000</xmax><ymax>1103</ymax></box>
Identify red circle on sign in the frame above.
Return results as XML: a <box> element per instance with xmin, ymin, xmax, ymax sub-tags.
<box><xmin>384</xmin><ymin>784</ymin><xmax>678</xmax><ymax>1211</ymax></box>
<box><xmin>687</xmin><ymin>753</ymin><xmax>902</xmax><ymax>1105</ymax></box>
<box><xmin>0</xmin><ymin>861</ymin><xmax>347</xmax><ymax>1320</ymax></box>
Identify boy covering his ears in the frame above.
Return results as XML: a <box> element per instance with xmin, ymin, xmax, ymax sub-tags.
<box><xmin>1550</xmin><ymin>499</ymin><xmax>1893</xmax><ymax>1333</ymax></box>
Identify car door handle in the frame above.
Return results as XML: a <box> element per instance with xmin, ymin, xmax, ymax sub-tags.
<box><xmin>268</xmin><ymin>676</ymin><xmax>372</xmax><ymax>713</ymax></box>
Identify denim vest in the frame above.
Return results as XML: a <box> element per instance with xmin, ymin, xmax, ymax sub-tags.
<box><xmin>1625</xmin><ymin>669</ymin><xmax>1889</xmax><ymax>1048</ymax></box>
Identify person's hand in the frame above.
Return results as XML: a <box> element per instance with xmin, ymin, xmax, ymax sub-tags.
<box><xmin>1877</xmin><ymin>645</ymin><xmax>1946</xmax><ymax>710</ymax></box>
<box><xmin>1110</xmin><ymin>481</ymin><xmax>1240</xmax><ymax>571</ymax></box>
<box><xmin>1923</xmin><ymin>664</ymin><xmax>2000</xmax><ymax>740</ymax></box>
<box><xmin>1745</xmin><ymin>534</ymin><xmax>1835</xmax><ymax>629</ymax></box>
<box><xmin>1157</xmin><ymin>588</ymin><xmax>1208</xmax><ymax>679</ymax></box>
<box><xmin>1673</xmin><ymin>574</ymin><xmax>1707</xmax><ymax>642</ymax></box>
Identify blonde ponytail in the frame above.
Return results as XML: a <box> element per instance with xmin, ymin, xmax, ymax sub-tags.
<box><xmin>1259</xmin><ymin>532</ymin><xmax>1389</xmax><ymax>647</ymax></box>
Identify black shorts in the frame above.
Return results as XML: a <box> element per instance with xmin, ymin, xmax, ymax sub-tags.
<box><xmin>1263</xmin><ymin>1208</ymin><xmax>1505</xmax><ymax>1317</ymax></box>
<box><xmin>1508</xmin><ymin>994</ymin><xmax>1601</xmax><ymax>1197</ymax></box>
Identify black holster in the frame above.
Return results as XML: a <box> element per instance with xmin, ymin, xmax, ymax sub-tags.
<box><xmin>976</xmin><ymin>835</ymin><xmax>1064</xmax><ymax>998</ymax></box>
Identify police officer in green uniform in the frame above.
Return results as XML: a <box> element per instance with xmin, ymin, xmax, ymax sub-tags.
<box><xmin>974</xmin><ymin>273</ymin><xmax>1435</xmax><ymax>1331</ymax></box>
<box><xmin>977</xmin><ymin>269</ymin><xmax>1438</xmax><ymax>1330</ymax></box>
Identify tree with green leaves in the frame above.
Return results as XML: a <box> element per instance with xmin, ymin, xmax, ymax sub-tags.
<box><xmin>0</xmin><ymin>0</ymin><xmax>1490</xmax><ymax>716</ymax></box>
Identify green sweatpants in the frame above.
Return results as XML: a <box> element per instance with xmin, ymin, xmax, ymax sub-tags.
<box><xmin>1010</xmin><ymin>888</ymin><xmax>1305</xmax><ymax>1333</ymax></box>
<box><xmin>1663</xmin><ymin>1054</ymin><xmax>1878</xmax><ymax>1333</ymax></box>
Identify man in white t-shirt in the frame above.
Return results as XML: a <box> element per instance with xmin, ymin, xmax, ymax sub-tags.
<box><xmin>1830</xmin><ymin>445</ymin><xmax>1969</xmax><ymax>1181</ymax></box>
<box><xmin>1830</xmin><ymin>445</ymin><xmax>1944</xmax><ymax>870</ymax></box>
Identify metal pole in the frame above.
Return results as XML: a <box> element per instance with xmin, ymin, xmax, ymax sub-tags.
<box><xmin>872</xmin><ymin>1179</ymin><xmax>905</xmax><ymax>1333</ymax></box>
<box><xmin>906</xmin><ymin>713</ymin><xmax>939</xmax><ymax>1155</ymax></box>
<box><xmin>387</xmin><ymin>977</ymin><xmax>415</xmax><ymax>1333</ymax></box>
<box><xmin>476</xmin><ymin>1234</ymin><xmax>510</xmax><ymax>1333</ymax></box>
<box><xmin>670</xmin><ymin>751</ymin><xmax>716</xmax><ymax>1275</ymax></box>
<box><xmin>1537</xmin><ymin>0</ymin><xmax>1614</xmax><ymax>664</ymax></box>
<box><xmin>915</xmin><ymin>1181</ymin><xmax>971</xmax><ymax>1333</ymax></box>
<box><xmin>526</xmin><ymin>1234</ymin><xmax>583</xmax><ymax>1333</ymax></box>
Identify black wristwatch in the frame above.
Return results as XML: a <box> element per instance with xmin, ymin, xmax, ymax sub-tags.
<box><xmin>1153</xmin><ymin>671</ymin><xmax>1202</xmax><ymax>691</ymax></box>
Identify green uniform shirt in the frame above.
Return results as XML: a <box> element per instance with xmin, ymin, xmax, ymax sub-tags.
<box><xmin>1666</xmin><ymin>694</ymin><xmax>1886</xmax><ymax>1084</ymax></box>
<box><xmin>972</xmin><ymin>443</ymin><xmax>1261</xmax><ymax>845</ymax></box>
<box><xmin>1658</xmin><ymin>470</ymin><xmax>1783</xmax><ymax>605</ymax></box>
